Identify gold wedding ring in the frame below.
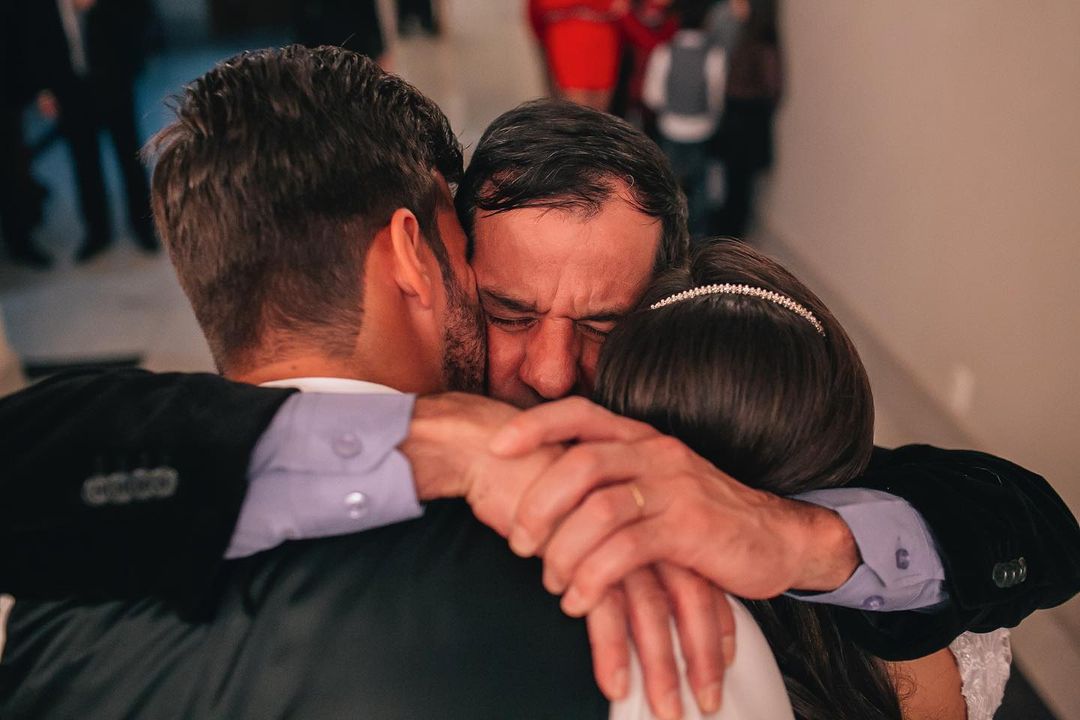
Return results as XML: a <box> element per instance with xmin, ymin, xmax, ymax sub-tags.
<box><xmin>628</xmin><ymin>483</ymin><xmax>646</xmax><ymax>515</ymax></box>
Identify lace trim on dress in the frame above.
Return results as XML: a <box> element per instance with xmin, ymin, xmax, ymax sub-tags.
<box><xmin>949</xmin><ymin>628</ymin><xmax>1012</xmax><ymax>720</ymax></box>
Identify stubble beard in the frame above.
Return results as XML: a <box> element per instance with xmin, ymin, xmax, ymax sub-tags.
<box><xmin>441</xmin><ymin>275</ymin><xmax>487</xmax><ymax>394</ymax></box>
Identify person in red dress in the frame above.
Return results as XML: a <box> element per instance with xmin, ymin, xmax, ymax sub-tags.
<box><xmin>528</xmin><ymin>0</ymin><xmax>627</xmax><ymax>111</ymax></box>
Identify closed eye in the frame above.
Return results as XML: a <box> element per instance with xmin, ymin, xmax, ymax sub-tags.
<box><xmin>577</xmin><ymin>323</ymin><xmax>611</xmax><ymax>340</ymax></box>
<box><xmin>487</xmin><ymin>315</ymin><xmax>537</xmax><ymax>332</ymax></box>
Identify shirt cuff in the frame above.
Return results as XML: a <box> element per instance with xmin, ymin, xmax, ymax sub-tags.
<box><xmin>226</xmin><ymin>392</ymin><xmax>422</xmax><ymax>559</ymax></box>
<box><xmin>786</xmin><ymin>488</ymin><xmax>949</xmax><ymax>612</ymax></box>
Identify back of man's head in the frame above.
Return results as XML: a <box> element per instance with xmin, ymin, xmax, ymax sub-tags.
<box><xmin>456</xmin><ymin>99</ymin><xmax>689</xmax><ymax>273</ymax></box>
<box><xmin>147</xmin><ymin>45</ymin><xmax>463</xmax><ymax>373</ymax></box>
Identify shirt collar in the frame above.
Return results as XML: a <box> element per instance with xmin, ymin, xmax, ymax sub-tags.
<box><xmin>258</xmin><ymin>377</ymin><xmax>402</xmax><ymax>395</ymax></box>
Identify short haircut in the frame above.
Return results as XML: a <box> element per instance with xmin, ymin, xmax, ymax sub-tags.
<box><xmin>147</xmin><ymin>45</ymin><xmax>463</xmax><ymax>371</ymax></box>
<box><xmin>456</xmin><ymin>99</ymin><xmax>689</xmax><ymax>273</ymax></box>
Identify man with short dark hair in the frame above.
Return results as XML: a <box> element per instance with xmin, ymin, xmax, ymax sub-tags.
<box><xmin>144</xmin><ymin>44</ymin><xmax>477</xmax><ymax>386</ymax></box>
<box><xmin>458</xmin><ymin>98</ymin><xmax>687</xmax><ymax>406</ymax></box>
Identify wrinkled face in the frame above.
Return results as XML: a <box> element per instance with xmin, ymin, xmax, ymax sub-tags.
<box><xmin>432</xmin><ymin>188</ymin><xmax>486</xmax><ymax>393</ymax></box>
<box><xmin>471</xmin><ymin>192</ymin><xmax>661</xmax><ymax>407</ymax></box>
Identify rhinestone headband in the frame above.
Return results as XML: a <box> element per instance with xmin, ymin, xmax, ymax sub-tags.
<box><xmin>649</xmin><ymin>283</ymin><xmax>826</xmax><ymax>336</ymax></box>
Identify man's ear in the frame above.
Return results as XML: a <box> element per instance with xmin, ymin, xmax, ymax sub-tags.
<box><xmin>388</xmin><ymin>207</ymin><xmax>435</xmax><ymax>308</ymax></box>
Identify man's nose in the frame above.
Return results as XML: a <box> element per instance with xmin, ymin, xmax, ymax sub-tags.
<box><xmin>519</xmin><ymin>321</ymin><xmax>580</xmax><ymax>401</ymax></box>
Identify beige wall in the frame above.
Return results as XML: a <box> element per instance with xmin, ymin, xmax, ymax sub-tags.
<box><xmin>760</xmin><ymin>3</ymin><xmax>1080</xmax><ymax>714</ymax></box>
<box><xmin>764</xmin><ymin>2</ymin><xmax>1080</xmax><ymax>509</ymax></box>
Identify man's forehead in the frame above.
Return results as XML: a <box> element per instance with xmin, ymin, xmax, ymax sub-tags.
<box><xmin>470</xmin><ymin>200</ymin><xmax>659</xmax><ymax>262</ymax></box>
<box><xmin>471</xmin><ymin>210</ymin><xmax>658</xmax><ymax>319</ymax></box>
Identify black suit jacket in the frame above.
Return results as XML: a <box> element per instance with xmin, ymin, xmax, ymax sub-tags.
<box><xmin>16</xmin><ymin>0</ymin><xmax>80</xmax><ymax>95</ymax></box>
<box><xmin>15</xmin><ymin>0</ymin><xmax>152</xmax><ymax>95</ymax></box>
<box><xmin>0</xmin><ymin>500</ymin><xmax>608</xmax><ymax>719</ymax></box>
<box><xmin>1</xmin><ymin>369</ymin><xmax>1078</xmax><ymax>660</ymax></box>
<box><xmin>0</xmin><ymin>370</ymin><xmax>294</xmax><ymax>616</ymax></box>
<box><xmin>84</xmin><ymin>0</ymin><xmax>154</xmax><ymax>80</ymax></box>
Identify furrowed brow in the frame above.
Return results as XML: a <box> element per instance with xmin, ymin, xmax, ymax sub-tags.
<box><xmin>480</xmin><ymin>288</ymin><xmax>539</xmax><ymax>314</ymax></box>
<box><xmin>579</xmin><ymin>306</ymin><xmax>634</xmax><ymax>323</ymax></box>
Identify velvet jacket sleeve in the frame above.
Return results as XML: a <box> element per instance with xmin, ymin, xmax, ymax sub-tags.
<box><xmin>835</xmin><ymin>444</ymin><xmax>1080</xmax><ymax>661</ymax></box>
<box><xmin>0</xmin><ymin>369</ymin><xmax>294</xmax><ymax>618</ymax></box>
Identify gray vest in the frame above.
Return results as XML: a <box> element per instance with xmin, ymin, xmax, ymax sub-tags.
<box><xmin>0</xmin><ymin>501</ymin><xmax>609</xmax><ymax>720</ymax></box>
<box><xmin>666</xmin><ymin>41</ymin><xmax>711</xmax><ymax>115</ymax></box>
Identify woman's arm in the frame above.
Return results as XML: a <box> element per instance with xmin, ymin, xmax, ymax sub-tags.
<box><xmin>888</xmin><ymin>650</ymin><xmax>966</xmax><ymax>720</ymax></box>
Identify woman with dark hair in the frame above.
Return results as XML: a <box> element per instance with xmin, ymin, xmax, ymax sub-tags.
<box><xmin>594</xmin><ymin>241</ymin><xmax>1010</xmax><ymax>720</ymax></box>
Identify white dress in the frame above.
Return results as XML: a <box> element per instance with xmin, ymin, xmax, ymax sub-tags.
<box><xmin>610</xmin><ymin>597</ymin><xmax>796</xmax><ymax>720</ymax></box>
<box><xmin>610</xmin><ymin>597</ymin><xmax>1012</xmax><ymax>720</ymax></box>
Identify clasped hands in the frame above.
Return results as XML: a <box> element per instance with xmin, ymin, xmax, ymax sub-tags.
<box><xmin>405</xmin><ymin>394</ymin><xmax>858</xmax><ymax>720</ymax></box>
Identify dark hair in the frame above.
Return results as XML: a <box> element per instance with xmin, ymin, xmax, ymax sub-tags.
<box><xmin>146</xmin><ymin>45</ymin><xmax>463</xmax><ymax>372</ymax></box>
<box><xmin>456</xmin><ymin>99</ymin><xmax>689</xmax><ymax>273</ymax></box>
<box><xmin>595</xmin><ymin>241</ymin><xmax>900</xmax><ymax>720</ymax></box>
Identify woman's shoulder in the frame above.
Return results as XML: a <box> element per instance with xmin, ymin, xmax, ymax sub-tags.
<box><xmin>887</xmin><ymin>628</ymin><xmax>1011</xmax><ymax>720</ymax></box>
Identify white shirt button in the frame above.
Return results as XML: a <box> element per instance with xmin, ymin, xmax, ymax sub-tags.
<box><xmin>862</xmin><ymin>595</ymin><xmax>885</xmax><ymax>611</ymax></box>
<box><xmin>345</xmin><ymin>491</ymin><xmax>368</xmax><ymax>519</ymax></box>
<box><xmin>332</xmin><ymin>431</ymin><xmax>363</xmax><ymax>458</ymax></box>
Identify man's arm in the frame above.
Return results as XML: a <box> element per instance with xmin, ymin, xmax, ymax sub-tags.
<box><xmin>0</xmin><ymin>369</ymin><xmax>293</xmax><ymax>616</ymax></box>
<box><xmin>831</xmin><ymin>444</ymin><xmax>1080</xmax><ymax>659</ymax></box>
<box><xmin>491</xmin><ymin>397</ymin><xmax>1080</xmax><ymax>660</ymax></box>
<box><xmin>0</xmin><ymin>370</ymin><xmax>433</xmax><ymax>616</ymax></box>
<box><xmin>0</xmin><ymin>375</ymin><xmax>732</xmax><ymax>717</ymax></box>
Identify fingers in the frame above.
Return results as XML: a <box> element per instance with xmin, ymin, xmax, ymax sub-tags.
<box><xmin>657</xmin><ymin>564</ymin><xmax>727</xmax><ymax>715</ymax></box>
<box><xmin>509</xmin><ymin>443</ymin><xmax>647</xmax><ymax>557</ymax></box>
<box><xmin>489</xmin><ymin>396</ymin><xmax>657</xmax><ymax>457</ymax></box>
<box><xmin>562</xmin><ymin>519</ymin><xmax>668</xmax><ymax>617</ymax></box>
<box><xmin>717</xmin><ymin>593</ymin><xmax>736</xmax><ymax>667</ymax></box>
<box><xmin>623</xmin><ymin>569</ymin><xmax>683</xmax><ymax>720</ymax></box>
<box><xmin>541</xmin><ymin>481</ymin><xmax>648</xmax><ymax>593</ymax></box>
<box><xmin>585</xmin><ymin>588</ymin><xmax>631</xmax><ymax>702</ymax></box>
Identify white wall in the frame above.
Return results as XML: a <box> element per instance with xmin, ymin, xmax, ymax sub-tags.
<box><xmin>759</xmin><ymin>2</ymin><xmax>1080</xmax><ymax>715</ymax></box>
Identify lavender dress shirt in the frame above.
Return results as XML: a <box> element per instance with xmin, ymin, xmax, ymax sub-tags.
<box><xmin>229</xmin><ymin>392</ymin><xmax>947</xmax><ymax>611</ymax></box>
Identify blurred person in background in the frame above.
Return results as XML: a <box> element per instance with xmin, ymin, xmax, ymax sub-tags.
<box><xmin>642</xmin><ymin>0</ymin><xmax>725</xmax><ymax>240</ymax></box>
<box><xmin>292</xmin><ymin>0</ymin><xmax>388</xmax><ymax>66</ymax></box>
<box><xmin>0</xmin><ymin>2</ymin><xmax>53</xmax><ymax>269</ymax></box>
<box><xmin>706</xmin><ymin>0</ymin><xmax>748</xmax><ymax>54</ymax></box>
<box><xmin>610</xmin><ymin>0</ymin><xmax>677</xmax><ymax>125</ymax></box>
<box><xmin>710</xmin><ymin>0</ymin><xmax>780</xmax><ymax>238</ymax></box>
<box><xmin>25</xmin><ymin>0</ymin><xmax>159</xmax><ymax>263</ymax></box>
<box><xmin>82</xmin><ymin>0</ymin><xmax>159</xmax><ymax>255</ymax></box>
<box><xmin>22</xmin><ymin>0</ymin><xmax>110</xmax><ymax>263</ymax></box>
<box><xmin>528</xmin><ymin>0</ymin><xmax>625</xmax><ymax>111</ymax></box>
